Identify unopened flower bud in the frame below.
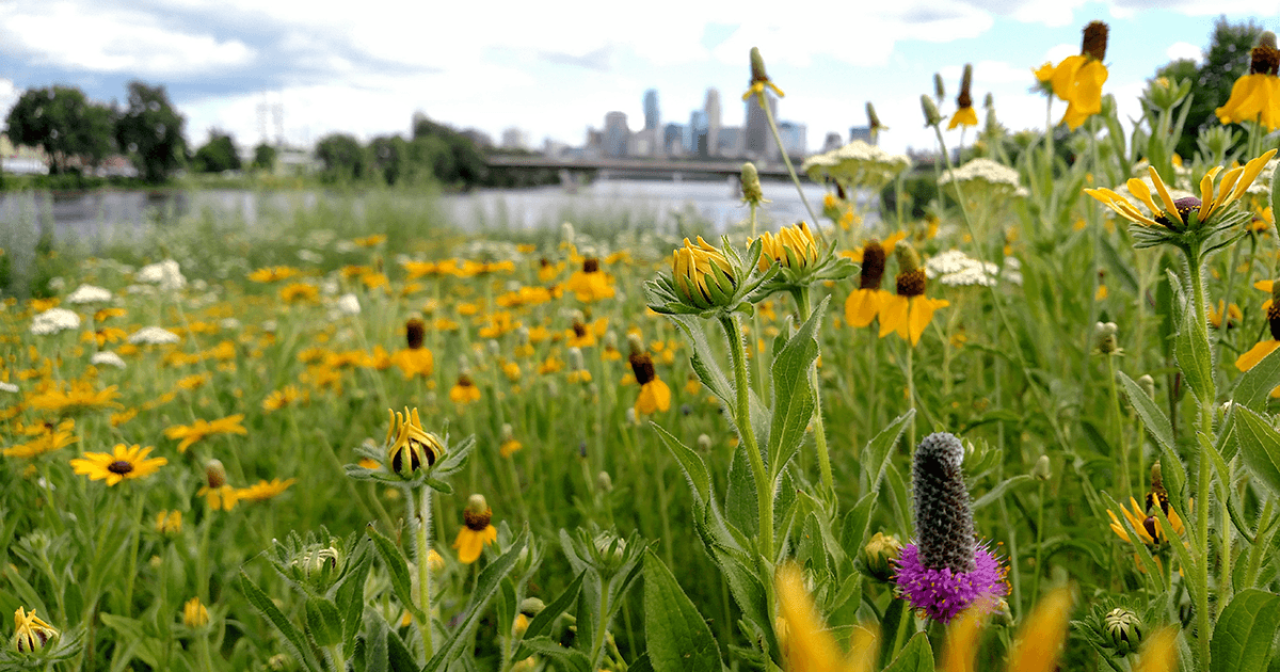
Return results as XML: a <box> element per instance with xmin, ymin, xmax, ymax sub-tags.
<box><xmin>205</xmin><ymin>459</ymin><xmax>227</xmax><ymax>489</ymax></box>
<box><xmin>921</xmin><ymin>95</ymin><xmax>942</xmax><ymax>127</ymax></box>
<box><xmin>1105</xmin><ymin>608</ymin><xmax>1143</xmax><ymax>656</ymax></box>
<box><xmin>696</xmin><ymin>434</ymin><xmax>713</xmax><ymax>452</ymax></box>
<box><xmin>862</xmin><ymin>531</ymin><xmax>903</xmax><ymax>582</ymax></box>
<box><xmin>741</xmin><ymin>162</ymin><xmax>764</xmax><ymax>205</ymax></box>
<box><xmin>11</xmin><ymin>608</ymin><xmax>58</xmax><ymax>654</ymax></box>
<box><xmin>866</xmin><ymin>102</ymin><xmax>886</xmax><ymax>132</ymax></box>
<box><xmin>749</xmin><ymin>47</ymin><xmax>769</xmax><ymax>86</ymax></box>
<box><xmin>183</xmin><ymin>597</ymin><xmax>210</xmax><ymax>628</ymax></box>
<box><xmin>596</xmin><ymin>471</ymin><xmax>613</xmax><ymax>493</ymax></box>
<box><xmin>933</xmin><ymin>73</ymin><xmax>945</xmax><ymax>102</ymax></box>
<box><xmin>519</xmin><ymin>597</ymin><xmax>545</xmax><ymax>617</ymax></box>
<box><xmin>1094</xmin><ymin>322</ymin><xmax>1119</xmax><ymax>355</ymax></box>
<box><xmin>1032</xmin><ymin>455</ymin><xmax>1052</xmax><ymax>481</ymax></box>
<box><xmin>1137</xmin><ymin>374</ymin><xmax>1156</xmax><ymax>400</ymax></box>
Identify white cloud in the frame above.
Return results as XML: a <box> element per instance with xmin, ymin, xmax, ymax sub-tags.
<box><xmin>1166</xmin><ymin>41</ymin><xmax>1204</xmax><ymax>64</ymax></box>
<box><xmin>0</xmin><ymin>1</ymin><xmax>254</xmax><ymax>76</ymax></box>
<box><xmin>0</xmin><ymin>79</ymin><xmax>19</xmax><ymax>119</ymax></box>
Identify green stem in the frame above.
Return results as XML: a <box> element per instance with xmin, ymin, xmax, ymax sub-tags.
<box><xmin>1106</xmin><ymin>355</ymin><xmax>1131</xmax><ymax>497</ymax></box>
<box><xmin>719</xmin><ymin>315</ymin><xmax>774</xmax><ymax>564</ymax></box>
<box><xmin>1031</xmin><ymin>480</ymin><xmax>1046</xmax><ymax>603</ymax></box>
<box><xmin>794</xmin><ymin>286</ymin><xmax>834</xmax><ymax>498</ymax></box>
<box><xmin>1185</xmin><ymin>248</ymin><xmax>1214</xmax><ymax>672</ymax></box>
<box><xmin>904</xmin><ymin>344</ymin><xmax>916</xmax><ymax>454</ymax></box>
<box><xmin>122</xmin><ymin>492</ymin><xmax>146</xmax><ymax>617</ymax></box>
<box><xmin>758</xmin><ymin>94</ymin><xmax>822</xmax><ymax>242</ymax></box>
<box><xmin>411</xmin><ymin>486</ymin><xmax>435</xmax><ymax>662</ymax></box>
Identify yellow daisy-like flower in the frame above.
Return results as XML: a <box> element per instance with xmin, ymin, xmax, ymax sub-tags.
<box><xmin>1037</xmin><ymin>22</ymin><xmax>1109</xmax><ymax>131</ymax></box>
<box><xmin>70</xmin><ymin>443</ymin><xmax>167</xmax><ymax>486</ymax></box>
<box><xmin>947</xmin><ymin>64</ymin><xmax>979</xmax><ymax>130</ymax></box>
<box><xmin>671</xmin><ymin>237</ymin><xmax>737</xmax><ymax>310</ymax></box>
<box><xmin>155</xmin><ymin>510</ymin><xmax>183</xmax><ymax>535</ymax></box>
<box><xmin>164</xmin><ymin>414</ymin><xmax>248</xmax><ymax>453</ymax></box>
<box><xmin>1216</xmin><ymin>34</ymin><xmax>1280</xmax><ymax>131</ymax></box>
<box><xmin>384</xmin><ymin>407</ymin><xmax>445</xmax><ymax>477</ymax></box>
<box><xmin>453</xmin><ymin>494</ymin><xmax>498</xmax><ymax>564</ymax></box>
<box><xmin>877</xmin><ymin>244</ymin><xmax>948</xmax><ymax>346</ymax></box>
<box><xmin>1006</xmin><ymin>588</ymin><xmax>1073</xmax><ymax>672</ymax></box>
<box><xmin>183</xmin><ymin>597</ymin><xmax>210</xmax><ymax>628</ymax></box>
<box><xmin>1085</xmin><ymin>149</ymin><xmax>1277</xmax><ymax>230</ymax></box>
<box><xmin>3</xmin><ymin>419</ymin><xmax>78</xmax><ymax>458</ymax></box>
<box><xmin>236</xmin><ymin>478</ymin><xmax>297</xmax><ymax>502</ymax></box>
<box><xmin>263</xmin><ymin>384</ymin><xmax>307</xmax><ymax>413</ymax></box>
<box><xmin>198</xmin><ymin>483</ymin><xmax>239</xmax><ymax>511</ymax></box>
<box><xmin>1107</xmin><ymin>495</ymin><xmax>1185</xmax><ymax>547</ymax></box>
<box><xmin>247</xmin><ymin>266</ymin><xmax>301</xmax><ymax>283</ymax></box>
<box><xmin>845</xmin><ymin>239</ymin><xmax>892</xmax><ymax>329</ymax></box>
<box><xmin>563</xmin><ymin>258</ymin><xmax>616</xmax><ymax>303</ymax></box>
<box><xmin>756</xmin><ymin>222</ymin><xmax>819</xmax><ymax>273</ymax></box>
<box><xmin>450</xmin><ymin>374</ymin><xmax>482</xmax><ymax>406</ymax></box>
<box><xmin>629</xmin><ymin>351</ymin><xmax>671</xmax><ymax>415</ymax></box>
<box><xmin>1209</xmin><ymin>300</ymin><xmax>1242</xmax><ymax>330</ymax></box>
<box><xmin>743</xmin><ymin>47</ymin><xmax>785</xmax><ymax>103</ymax></box>
<box><xmin>12</xmin><ymin>607</ymin><xmax>58</xmax><ymax>653</ymax></box>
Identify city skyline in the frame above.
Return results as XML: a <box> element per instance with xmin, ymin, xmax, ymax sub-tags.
<box><xmin>0</xmin><ymin>2</ymin><xmax>1276</xmax><ymax>156</ymax></box>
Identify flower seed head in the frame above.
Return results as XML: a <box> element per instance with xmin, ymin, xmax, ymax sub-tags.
<box><xmin>1082</xmin><ymin>21</ymin><xmax>1109</xmax><ymax>61</ymax></box>
<box><xmin>205</xmin><ymin>459</ymin><xmax>227</xmax><ymax>489</ymax></box>
<box><xmin>956</xmin><ymin>63</ymin><xmax>974</xmax><ymax>111</ymax></box>
<box><xmin>1253</xmin><ymin>33</ymin><xmax>1280</xmax><ymax>75</ymax></box>
<box><xmin>913</xmin><ymin>432</ymin><xmax>976</xmax><ymax>573</ymax></box>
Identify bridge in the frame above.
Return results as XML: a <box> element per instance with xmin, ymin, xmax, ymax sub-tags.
<box><xmin>484</xmin><ymin>155</ymin><xmax>805</xmax><ymax>181</ymax></box>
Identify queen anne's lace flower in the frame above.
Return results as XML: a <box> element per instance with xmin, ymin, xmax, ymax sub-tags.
<box><xmin>91</xmin><ymin>351</ymin><xmax>127</xmax><ymax>369</ymax></box>
<box><xmin>128</xmin><ymin>326</ymin><xmax>181</xmax><ymax>345</ymax></box>
<box><xmin>30</xmin><ymin>308</ymin><xmax>81</xmax><ymax>335</ymax></box>
<box><xmin>66</xmin><ymin>284</ymin><xmax>113</xmax><ymax>305</ymax></box>
<box><xmin>137</xmin><ymin>259</ymin><xmax>187</xmax><ymax>291</ymax></box>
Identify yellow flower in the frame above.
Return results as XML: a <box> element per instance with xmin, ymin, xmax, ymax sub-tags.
<box><xmin>756</xmin><ymin>222</ymin><xmax>819</xmax><ymax>272</ymax></box>
<box><xmin>279</xmin><ymin>282</ymin><xmax>320</xmax><ymax>303</ymax></box>
<box><xmin>155</xmin><ymin>510</ymin><xmax>183</xmax><ymax>535</ymax></box>
<box><xmin>263</xmin><ymin>385</ymin><xmax>307</xmax><ymax>412</ymax></box>
<box><xmin>3</xmin><ymin>419</ymin><xmax>77</xmax><ymax>458</ymax></box>
<box><xmin>450</xmin><ymin>374</ymin><xmax>482</xmax><ymax>405</ymax></box>
<box><xmin>391</xmin><ymin>318</ymin><xmax>434</xmax><ymax>379</ymax></box>
<box><xmin>1039</xmin><ymin>22</ymin><xmax>1109</xmax><ymax>130</ymax></box>
<box><xmin>500</xmin><ymin>438</ymin><xmax>523</xmax><ymax>458</ymax></box>
<box><xmin>453</xmin><ymin>494</ymin><xmax>498</xmax><ymax>564</ymax></box>
<box><xmin>70</xmin><ymin>443</ymin><xmax>167</xmax><ymax>486</ymax></box>
<box><xmin>385</xmin><ymin>407</ymin><xmax>445</xmax><ymax>477</ymax></box>
<box><xmin>1108</xmin><ymin>495</ymin><xmax>1185</xmax><ymax>547</ymax></box>
<box><xmin>629</xmin><ymin>351</ymin><xmax>671</xmax><ymax>415</ymax></box>
<box><xmin>236</xmin><ymin>478</ymin><xmax>297</xmax><ymax>502</ymax></box>
<box><xmin>1216</xmin><ymin>35</ymin><xmax>1280</xmax><ymax>131</ymax></box>
<box><xmin>940</xmin><ymin>607</ymin><xmax>984</xmax><ymax>672</ymax></box>
<box><xmin>672</xmin><ymin>237</ymin><xmax>736</xmax><ymax>310</ymax></box>
<box><xmin>845</xmin><ymin>240</ymin><xmax>891</xmax><ymax>329</ymax></box>
<box><xmin>1086</xmin><ymin>149</ymin><xmax>1277</xmax><ymax>230</ymax></box>
<box><xmin>12</xmin><ymin>607</ymin><xmax>58</xmax><ymax>653</ymax></box>
<box><xmin>1209</xmin><ymin>300</ymin><xmax>1242</xmax><ymax>330</ymax></box>
<box><xmin>26</xmin><ymin>381</ymin><xmax>120</xmax><ymax>414</ymax></box>
<box><xmin>183</xmin><ymin>597</ymin><xmax>210</xmax><ymax>628</ymax></box>
<box><xmin>743</xmin><ymin>47</ymin><xmax>785</xmax><ymax>103</ymax></box>
<box><xmin>1006</xmin><ymin>588</ymin><xmax>1073</xmax><ymax>672</ymax></box>
<box><xmin>1133</xmin><ymin>627</ymin><xmax>1179</xmax><ymax>672</ymax></box>
<box><xmin>352</xmin><ymin>234</ymin><xmax>387</xmax><ymax>247</ymax></box>
<box><xmin>248</xmin><ymin>266</ymin><xmax>301</xmax><ymax>283</ymax></box>
<box><xmin>947</xmin><ymin>64</ymin><xmax>979</xmax><ymax>130</ymax></box>
<box><xmin>198</xmin><ymin>483</ymin><xmax>239</xmax><ymax>511</ymax></box>
<box><xmin>563</xmin><ymin>258</ymin><xmax>616</xmax><ymax>302</ymax></box>
<box><xmin>164</xmin><ymin>414</ymin><xmax>248</xmax><ymax>453</ymax></box>
<box><xmin>878</xmin><ymin>244</ymin><xmax>948</xmax><ymax>346</ymax></box>
<box><xmin>775</xmin><ymin>563</ymin><xmax>877</xmax><ymax>672</ymax></box>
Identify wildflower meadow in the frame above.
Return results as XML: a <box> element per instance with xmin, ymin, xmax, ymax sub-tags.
<box><xmin>9</xmin><ymin>22</ymin><xmax>1280</xmax><ymax>672</ymax></box>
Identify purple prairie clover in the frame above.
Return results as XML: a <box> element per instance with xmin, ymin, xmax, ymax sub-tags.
<box><xmin>894</xmin><ymin>432</ymin><xmax>1007</xmax><ymax>623</ymax></box>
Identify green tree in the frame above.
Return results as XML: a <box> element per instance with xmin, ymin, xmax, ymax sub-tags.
<box><xmin>4</xmin><ymin>86</ymin><xmax>116</xmax><ymax>173</ymax></box>
<box><xmin>315</xmin><ymin>133</ymin><xmax>366</xmax><ymax>183</ymax></box>
<box><xmin>192</xmin><ymin>129</ymin><xmax>242</xmax><ymax>173</ymax></box>
<box><xmin>115</xmin><ymin>81</ymin><xmax>187</xmax><ymax>183</ymax></box>
<box><xmin>368</xmin><ymin>134</ymin><xmax>406</xmax><ymax>185</ymax></box>
<box><xmin>252</xmin><ymin>143</ymin><xmax>277</xmax><ymax>171</ymax></box>
<box><xmin>1156</xmin><ymin>16</ymin><xmax>1264</xmax><ymax>159</ymax></box>
<box><xmin>411</xmin><ymin>114</ymin><xmax>487</xmax><ymax>185</ymax></box>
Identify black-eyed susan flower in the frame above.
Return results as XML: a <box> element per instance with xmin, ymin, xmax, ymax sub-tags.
<box><xmin>236</xmin><ymin>478</ymin><xmax>297</xmax><ymax>502</ymax></box>
<box><xmin>775</xmin><ymin>563</ymin><xmax>878</xmax><ymax>672</ymax></box>
<box><xmin>844</xmin><ymin>239</ymin><xmax>893</xmax><ymax>329</ymax></box>
<box><xmin>1085</xmin><ymin>149</ymin><xmax>1277</xmax><ymax>235</ymax></box>
<box><xmin>164</xmin><ymin>414</ymin><xmax>248</xmax><ymax>453</ymax></box>
<box><xmin>1107</xmin><ymin>464</ymin><xmax>1186</xmax><ymax>548</ymax></box>
<box><xmin>756</xmin><ymin>222</ymin><xmax>819</xmax><ymax>273</ymax></box>
<box><xmin>878</xmin><ymin>243</ymin><xmax>949</xmax><ymax>346</ymax></box>
<box><xmin>1209</xmin><ymin>300</ymin><xmax>1242</xmax><ymax>330</ymax></box>
<box><xmin>70</xmin><ymin>443</ymin><xmax>167</xmax><ymax>486</ymax></box>
<box><xmin>499</xmin><ymin>423</ymin><xmax>522</xmax><ymax>458</ymax></box>
<box><xmin>453</xmin><ymin>494</ymin><xmax>498</xmax><ymax>564</ymax></box>
<box><xmin>26</xmin><ymin>381</ymin><xmax>121</xmax><ymax>414</ymax></box>
<box><xmin>385</xmin><ymin>407</ymin><xmax>445</xmax><ymax>478</ymax></box>
<box><xmin>1216</xmin><ymin>32</ymin><xmax>1280</xmax><ymax>131</ymax></box>
<box><xmin>628</xmin><ymin>339</ymin><xmax>671</xmax><ymax>416</ymax></box>
<box><xmin>563</xmin><ymin>258</ymin><xmax>616</xmax><ymax>303</ymax></box>
<box><xmin>391</xmin><ymin>318</ymin><xmax>434</xmax><ymax>379</ymax></box>
<box><xmin>1038</xmin><ymin>21</ymin><xmax>1108</xmax><ymax>130</ymax></box>
<box><xmin>183</xmin><ymin>597</ymin><xmax>209</xmax><ymax>628</ymax></box>
<box><xmin>3</xmin><ymin>419</ymin><xmax>78</xmax><ymax>458</ymax></box>
<box><xmin>450</xmin><ymin>374</ymin><xmax>481</xmax><ymax>406</ymax></box>
<box><xmin>155</xmin><ymin>510</ymin><xmax>183</xmax><ymax>535</ymax></box>
<box><xmin>742</xmin><ymin>47</ymin><xmax>784</xmax><ymax>105</ymax></box>
<box><xmin>11</xmin><ymin>607</ymin><xmax>58</xmax><ymax>654</ymax></box>
<box><xmin>947</xmin><ymin>64</ymin><xmax>979</xmax><ymax>130</ymax></box>
<box><xmin>1236</xmin><ymin>279</ymin><xmax>1280</xmax><ymax>375</ymax></box>
<box><xmin>262</xmin><ymin>384</ymin><xmax>307</xmax><ymax>413</ymax></box>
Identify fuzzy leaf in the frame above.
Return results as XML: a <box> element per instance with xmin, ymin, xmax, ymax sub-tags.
<box><xmin>766</xmin><ymin>298</ymin><xmax>826</xmax><ymax>474</ymax></box>
<box><xmin>1211</xmin><ymin>590</ymin><xmax>1280</xmax><ymax>672</ymax></box>
<box><xmin>1233</xmin><ymin>407</ymin><xmax>1280</xmax><ymax>498</ymax></box>
<box><xmin>642</xmin><ymin>550</ymin><xmax>723</xmax><ymax>672</ymax></box>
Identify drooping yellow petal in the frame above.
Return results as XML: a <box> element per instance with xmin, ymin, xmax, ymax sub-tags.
<box><xmin>1006</xmin><ymin>588</ymin><xmax>1073</xmax><ymax>672</ymax></box>
<box><xmin>1147</xmin><ymin>166</ymin><xmax>1182</xmax><ymax>227</ymax></box>
<box><xmin>1198</xmin><ymin>166</ymin><xmax>1224</xmax><ymax>222</ymax></box>
<box><xmin>1050</xmin><ymin>55</ymin><xmax>1085</xmax><ymax>102</ymax></box>
<box><xmin>942</xmin><ymin>608</ymin><xmax>985</xmax><ymax>672</ymax></box>
<box><xmin>776</xmin><ymin>564</ymin><xmax>843</xmax><ymax>672</ymax></box>
<box><xmin>906</xmin><ymin>297</ymin><xmax>950</xmax><ymax>346</ymax></box>
<box><xmin>948</xmin><ymin>106</ymin><xmax>979</xmax><ymax>130</ymax></box>
<box><xmin>878</xmin><ymin>295</ymin><xmax>909</xmax><ymax>339</ymax></box>
<box><xmin>1236</xmin><ymin>339</ymin><xmax>1280</xmax><ymax>372</ymax></box>
<box><xmin>1125</xmin><ymin>179</ymin><xmax>1165</xmax><ymax>220</ymax></box>
<box><xmin>1231</xmin><ymin>148</ymin><xmax>1279</xmax><ymax>204</ymax></box>
<box><xmin>1133</xmin><ymin>627</ymin><xmax>1179</xmax><ymax>672</ymax></box>
<box><xmin>844</xmin><ymin>288</ymin><xmax>883</xmax><ymax>328</ymax></box>
<box><xmin>1255</xmin><ymin>280</ymin><xmax>1274</xmax><ymax>293</ymax></box>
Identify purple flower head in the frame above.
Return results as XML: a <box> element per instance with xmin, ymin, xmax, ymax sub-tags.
<box><xmin>895</xmin><ymin>432</ymin><xmax>1007</xmax><ymax>622</ymax></box>
<box><xmin>894</xmin><ymin>542</ymin><xmax>1007</xmax><ymax>623</ymax></box>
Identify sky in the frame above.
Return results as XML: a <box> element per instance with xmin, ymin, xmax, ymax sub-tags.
<box><xmin>0</xmin><ymin>0</ymin><xmax>1278</xmax><ymax>157</ymax></box>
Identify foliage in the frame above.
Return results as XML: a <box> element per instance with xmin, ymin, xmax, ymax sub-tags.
<box><xmin>115</xmin><ymin>80</ymin><xmax>187</xmax><ymax>183</ymax></box>
<box><xmin>252</xmin><ymin>143</ymin><xmax>277</xmax><ymax>171</ymax></box>
<box><xmin>4</xmin><ymin>85</ymin><xmax>116</xmax><ymax>174</ymax></box>
<box><xmin>192</xmin><ymin>129</ymin><xmax>242</xmax><ymax>174</ymax></box>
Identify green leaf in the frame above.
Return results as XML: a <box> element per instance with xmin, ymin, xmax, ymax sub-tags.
<box><xmin>305</xmin><ymin>598</ymin><xmax>343</xmax><ymax>648</ymax></box>
<box><xmin>667</xmin><ymin>313</ymin><xmax>733</xmax><ymax>406</ymax></box>
<box><xmin>364</xmin><ymin>609</ymin><xmax>389</xmax><ymax>672</ymax></box>
<box><xmin>425</xmin><ymin>528</ymin><xmax>529</xmax><ymax>672</ymax></box>
<box><xmin>1210</xmin><ymin>589</ymin><xmax>1280</xmax><ymax>672</ymax></box>
<box><xmin>652</xmin><ymin>422</ymin><xmax>711</xmax><ymax>507</ymax></box>
<box><xmin>366</xmin><ymin>524</ymin><xmax>425</xmax><ymax>625</ymax></box>
<box><xmin>883</xmin><ymin>632</ymin><xmax>933</xmax><ymax>672</ymax></box>
<box><xmin>1118</xmin><ymin>372</ymin><xmax>1175</xmax><ymax>454</ymax></box>
<box><xmin>1175</xmin><ymin>296</ymin><xmax>1215</xmax><ymax>405</ymax></box>
<box><xmin>1233</xmin><ymin>407</ymin><xmax>1280</xmax><ymax>497</ymax></box>
<box><xmin>239</xmin><ymin>572</ymin><xmax>324</xmax><ymax>672</ymax></box>
<box><xmin>725</xmin><ymin>441</ymin><xmax>758</xmax><ymax>538</ymax></box>
<box><xmin>519</xmin><ymin>636</ymin><xmax>592</xmax><ymax>672</ymax></box>
<box><xmin>514</xmin><ymin>571</ymin><xmax>584</xmax><ymax>659</ymax></box>
<box><xmin>972</xmin><ymin>475</ymin><xmax>1034</xmax><ymax>510</ymax></box>
<box><xmin>707</xmin><ymin>543</ymin><xmax>777</xmax><ymax>662</ymax></box>
<box><xmin>766</xmin><ymin>298</ymin><xmax>826</xmax><ymax>473</ymax></box>
<box><xmin>861</xmin><ymin>411</ymin><xmax>915</xmax><ymax>492</ymax></box>
<box><xmin>1232</xmin><ymin>346</ymin><xmax>1280</xmax><ymax>412</ymax></box>
<box><xmin>642</xmin><ymin>550</ymin><xmax>723</xmax><ymax>672</ymax></box>
<box><xmin>333</xmin><ymin>537</ymin><xmax>372</xmax><ymax>653</ymax></box>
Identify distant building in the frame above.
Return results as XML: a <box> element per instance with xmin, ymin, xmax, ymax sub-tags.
<box><xmin>704</xmin><ymin>89</ymin><xmax>721</xmax><ymax>157</ymax></box>
<box><xmin>744</xmin><ymin>93</ymin><xmax>778</xmax><ymax>160</ymax></box>
<box><xmin>643</xmin><ymin>89</ymin><xmax>660</xmax><ymax>131</ymax></box>
<box><xmin>0</xmin><ymin>134</ymin><xmax>50</xmax><ymax>175</ymax></box>
<box><xmin>629</xmin><ymin>128</ymin><xmax>659</xmax><ymax>157</ymax></box>
<box><xmin>716</xmin><ymin>127</ymin><xmax>742</xmax><ymax>157</ymax></box>
<box><xmin>460</xmin><ymin>129</ymin><xmax>494</xmax><ymax>149</ymax></box>
<box><xmin>777</xmin><ymin>121</ymin><xmax>807</xmax><ymax>157</ymax></box>
<box><xmin>663</xmin><ymin>123</ymin><xmax>685</xmax><ymax>156</ymax></box>
<box><xmin>603</xmin><ymin>112</ymin><xmax>630</xmax><ymax>158</ymax></box>
<box><xmin>501</xmin><ymin>127</ymin><xmax>529</xmax><ymax>150</ymax></box>
<box><xmin>849</xmin><ymin>126</ymin><xmax>874</xmax><ymax>145</ymax></box>
<box><xmin>583</xmin><ymin>128</ymin><xmax>603</xmax><ymax>159</ymax></box>
<box><xmin>821</xmin><ymin>132</ymin><xmax>843</xmax><ymax>152</ymax></box>
<box><xmin>688</xmin><ymin>110</ymin><xmax>709</xmax><ymax>157</ymax></box>
<box><xmin>543</xmin><ymin>139</ymin><xmax>569</xmax><ymax>158</ymax></box>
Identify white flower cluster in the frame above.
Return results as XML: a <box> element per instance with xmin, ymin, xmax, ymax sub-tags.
<box><xmin>332</xmin><ymin>293</ymin><xmax>361</xmax><ymax>318</ymax></box>
<box><xmin>66</xmin><ymin>284</ymin><xmax>113</xmax><ymax>305</ymax></box>
<box><xmin>128</xmin><ymin>326</ymin><xmax>181</xmax><ymax>345</ymax></box>
<box><xmin>938</xmin><ymin>158</ymin><xmax>1022</xmax><ymax>193</ymax></box>
<box><xmin>0</xmin><ymin>381</ymin><xmax>18</xmax><ymax>393</ymax></box>
<box><xmin>30</xmin><ymin>308</ymin><xmax>81</xmax><ymax>335</ymax></box>
<box><xmin>925</xmin><ymin>250</ymin><xmax>1022</xmax><ymax>287</ymax></box>
<box><xmin>137</xmin><ymin>259</ymin><xmax>187</xmax><ymax>291</ymax></box>
<box><xmin>802</xmin><ymin>141</ymin><xmax>911</xmax><ymax>186</ymax></box>
<box><xmin>90</xmin><ymin>351</ymin><xmax>127</xmax><ymax>369</ymax></box>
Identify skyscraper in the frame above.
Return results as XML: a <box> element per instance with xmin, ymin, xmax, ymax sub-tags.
<box><xmin>603</xmin><ymin>112</ymin><xmax>630</xmax><ymax>158</ymax></box>
<box><xmin>643</xmin><ymin>89</ymin><xmax>660</xmax><ymax>131</ymax></box>
<box><xmin>704</xmin><ymin>89</ymin><xmax>721</xmax><ymax>157</ymax></box>
<box><xmin>744</xmin><ymin>93</ymin><xmax>778</xmax><ymax>160</ymax></box>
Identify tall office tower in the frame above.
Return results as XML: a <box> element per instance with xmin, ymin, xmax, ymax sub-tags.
<box><xmin>704</xmin><ymin>88</ymin><xmax>721</xmax><ymax>157</ymax></box>
<box><xmin>603</xmin><ymin>112</ymin><xmax>630</xmax><ymax>158</ymax></box>
<box><xmin>777</xmin><ymin>121</ymin><xmax>807</xmax><ymax>157</ymax></box>
<box><xmin>643</xmin><ymin>89</ymin><xmax>660</xmax><ymax>131</ymax></box>
<box><xmin>689</xmin><ymin>110</ymin><xmax>709</xmax><ymax>157</ymax></box>
<box><xmin>744</xmin><ymin>92</ymin><xmax>778</xmax><ymax>159</ymax></box>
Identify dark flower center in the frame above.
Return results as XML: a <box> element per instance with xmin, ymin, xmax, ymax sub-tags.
<box><xmin>108</xmin><ymin>460</ymin><xmax>134</xmax><ymax>475</ymax></box>
<box><xmin>629</xmin><ymin>352</ymin><xmax>656</xmax><ymax>386</ymax></box>
<box><xmin>1154</xmin><ymin>196</ymin><xmax>1202</xmax><ymax>229</ymax></box>
<box><xmin>463</xmin><ymin>508</ymin><xmax>492</xmax><ymax>531</ymax></box>
<box><xmin>405</xmin><ymin>319</ymin><xmax>425</xmax><ymax>350</ymax></box>
<box><xmin>1082</xmin><ymin>21</ymin><xmax>1108</xmax><ymax>61</ymax></box>
<box><xmin>582</xmin><ymin>258</ymin><xmax>600</xmax><ymax>274</ymax></box>
<box><xmin>859</xmin><ymin>242</ymin><xmax>886</xmax><ymax>289</ymax></box>
<box><xmin>1251</xmin><ymin>45</ymin><xmax>1279</xmax><ymax>76</ymax></box>
<box><xmin>896</xmin><ymin>268</ymin><xmax>927</xmax><ymax>298</ymax></box>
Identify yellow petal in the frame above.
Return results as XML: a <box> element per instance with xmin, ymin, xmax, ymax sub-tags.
<box><xmin>1133</xmin><ymin>627</ymin><xmax>1179</xmax><ymax>672</ymax></box>
<box><xmin>1198</xmin><ymin>166</ymin><xmax>1223</xmax><ymax>222</ymax></box>
<box><xmin>1147</xmin><ymin>166</ymin><xmax>1182</xmax><ymax>227</ymax></box>
<box><xmin>1006</xmin><ymin>588</ymin><xmax>1073</xmax><ymax>672</ymax></box>
<box><xmin>844</xmin><ymin>289</ymin><xmax>883</xmax><ymax>328</ymax></box>
<box><xmin>878</xmin><ymin>295</ymin><xmax>908</xmax><ymax>339</ymax></box>
<box><xmin>1236</xmin><ymin>339</ymin><xmax>1280</xmax><ymax>372</ymax></box>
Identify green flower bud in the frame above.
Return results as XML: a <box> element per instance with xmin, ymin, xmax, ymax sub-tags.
<box><xmin>1137</xmin><ymin>374</ymin><xmax>1156</xmax><ymax>400</ymax></box>
<box><xmin>1032</xmin><ymin>455</ymin><xmax>1052</xmax><ymax>481</ymax></box>
<box><xmin>921</xmin><ymin>95</ymin><xmax>942</xmax><ymax>127</ymax></box>
<box><xmin>1105</xmin><ymin>608</ymin><xmax>1143</xmax><ymax>656</ymax></box>
<box><xmin>861</xmin><ymin>531</ymin><xmax>903</xmax><ymax>582</ymax></box>
<box><xmin>1094</xmin><ymin>322</ymin><xmax>1119</xmax><ymax>355</ymax></box>
<box><xmin>741</xmin><ymin>162</ymin><xmax>764</xmax><ymax>205</ymax></box>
